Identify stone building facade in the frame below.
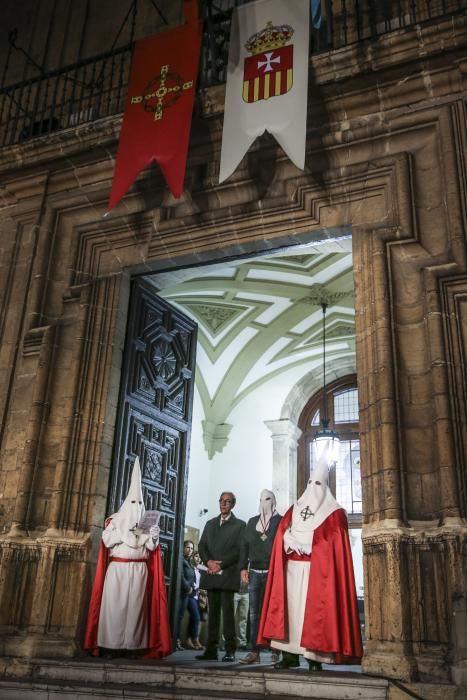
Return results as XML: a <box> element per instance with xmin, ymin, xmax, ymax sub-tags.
<box><xmin>0</xmin><ymin>0</ymin><xmax>465</xmax><ymax>692</ymax></box>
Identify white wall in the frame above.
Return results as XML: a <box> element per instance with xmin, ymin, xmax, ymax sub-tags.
<box><xmin>184</xmin><ymin>362</ymin><xmax>364</xmax><ymax>598</ymax></box>
<box><xmin>184</xmin><ymin>388</ymin><xmax>211</xmax><ymax>537</ymax></box>
<box><xmin>185</xmin><ymin>363</ymin><xmax>313</xmax><ymax>528</ymax></box>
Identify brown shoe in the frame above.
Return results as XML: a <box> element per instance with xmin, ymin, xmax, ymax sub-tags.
<box><xmin>185</xmin><ymin>638</ymin><xmax>197</xmax><ymax>650</ymax></box>
<box><xmin>239</xmin><ymin>651</ymin><xmax>260</xmax><ymax>664</ymax></box>
<box><xmin>193</xmin><ymin>639</ymin><xmax>204</xmax><ymax>650</ymax></box>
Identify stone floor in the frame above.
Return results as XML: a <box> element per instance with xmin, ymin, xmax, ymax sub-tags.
<box><xmin>168</xmin><ymin>646</ymin><xmax>362</xmax><ymax>673</ymax></box>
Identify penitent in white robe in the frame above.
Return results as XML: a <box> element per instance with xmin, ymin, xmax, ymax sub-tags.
<box><xmin>97</xmin><ymin>522</ymin><xmax>157</xmax><ymax>649</ymax></box>
<box><xmin>271</xmin><ymin>450</ymin><xmax>340</xmax><ymax>663</ymax></box>
<box><xmin>271</xmin><ymin>560</ymin><xmax>335</xmax><ymax>663</ymax></box>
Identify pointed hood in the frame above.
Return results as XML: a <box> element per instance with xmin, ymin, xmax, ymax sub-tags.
<box><xmin>110</xmin><ymin>457</ymin><xmax>149</xmax><ymax>547</ymax></box>
<box><xmin>292</xmin><ymin>440</ymin><xmax>341</xmax><ymax>537</ymax></box>
<box><xmin>256</xmin><ymin>489</ymin><xmax>277</xmax><ymax>533</ymax></box>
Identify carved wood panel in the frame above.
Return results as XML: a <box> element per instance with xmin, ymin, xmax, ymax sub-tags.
<box><xmin>108</xmin><ymin>278</ymin><xmax>197</xmax><ymax>633</ymax></box>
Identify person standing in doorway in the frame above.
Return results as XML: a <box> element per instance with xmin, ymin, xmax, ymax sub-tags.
<box><xmin>83</xmin><ymin>457</ymin><xmax>171</xmax><ymax>659</ymax></box>
<box><xmin>175</xmin><ymin>540</ymin><xmax>203</xmax><ymax>650</ymax></box>
<box><xmin>196</xmin><ymin>491</ymin><xmax>246</xmax><ymax>662</ymax></box>
<box><xmin>234</xmin><ymin>577</ymin><xmax>249</xmax><ymax>651</ymax></box>
<box><xmin>239</xmin><ymin>489</ymin><xmax>282</xmax><ymax>665</ymax></box>
<box><xmin>257</xmin><ymin>444</ymin><xmax>363</xmax><ymax>671</ymax></box>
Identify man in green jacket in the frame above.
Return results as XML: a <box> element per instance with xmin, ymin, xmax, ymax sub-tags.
<box><xmin>196</xmin><ymin>491</ymin><xmax>246</xmax><ymax>662</ymax></box>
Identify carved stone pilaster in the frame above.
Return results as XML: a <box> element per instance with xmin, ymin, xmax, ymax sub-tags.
<box><xmin>362</xmin><ymin>522</ymin><xmax>467</xmax><ymax>683</ymax></box>
<box><xmin>0</xmin><ymin>273</ymin><xmax>127</xmax><ymax>655</ymax></box>
<box><xmin>0</xmin><ymin>536</ymin><xmax>89</xmax><ymax>657</ymax></box>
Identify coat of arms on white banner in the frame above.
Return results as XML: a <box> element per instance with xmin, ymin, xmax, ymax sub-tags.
<box><xmin>242</xmin><ymin>21</ymin><xmax>294</xmax><ymax>103</ymax></box>
<box><xmin>219</xmin><ymin>0</ymin><xmax>309</xmax><ymax>183</ymax></box>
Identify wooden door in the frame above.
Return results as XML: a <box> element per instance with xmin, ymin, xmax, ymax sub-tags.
<box><xmin>108</xmin><ymin>278</ymin><xmax>197</xmax><ymax>637</ymax></box>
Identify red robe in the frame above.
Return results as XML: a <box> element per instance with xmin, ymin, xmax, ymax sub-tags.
<box><xmin>257</xmin><ymin>507</ymin><xmax>363</xmax><ymax>663</ymax></box>
<box><xmin>83</xmin><ymin>539</ymin><xmax>172</xmax><ymax>659</ymax></box>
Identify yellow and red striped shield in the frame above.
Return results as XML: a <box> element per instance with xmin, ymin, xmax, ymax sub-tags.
<box><xmin>243</xmin><ymin>45</ymin><xmax>293</xmax><ymax>103</ymax></box>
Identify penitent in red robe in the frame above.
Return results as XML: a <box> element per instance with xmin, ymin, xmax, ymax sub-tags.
<box><xmin>257</xmin><ymin>507</ymin><xmax>363</xmax><ymax>663</ymax></box>
<box><xmin>83</xmin><ymin>540</ymin><xmax>172</xmax><ymax>659</ymax></box>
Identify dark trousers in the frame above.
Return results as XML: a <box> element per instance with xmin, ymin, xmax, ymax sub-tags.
<box><xmin>249</xmin><ymin>570</ymin><xmax>269</xmax><ymax>652</ymax></box>
<box><xmin>206</xmin><ymin>589</ymin><xmax>236</xmax><ymax>654</ymax></box>
<box><xmin>177</xmin><ymin>594</ymin><xmax>201</xmax><ymax>640</ymax></box>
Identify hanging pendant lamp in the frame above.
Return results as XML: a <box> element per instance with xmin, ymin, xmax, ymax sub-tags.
<box><xmin>313</xmin><ymin>302</ymin><xmax>340</xmax><ymax>465</ymax></box>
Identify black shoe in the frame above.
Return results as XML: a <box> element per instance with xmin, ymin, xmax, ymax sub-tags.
<box><xmin>274</xmin><ymin>652</ymin><xmax>300</xmax><ymax>670</ymax></box>
<box><xmin>307</xmin><ymin>660</ymin><xmax>322</xmax><ymax>672</ymax></box>
<box><xmin>125</xmin><ymin>650</ymin><xmax>140</xmax><ymax>659</ymax></box>
<box><xmin>196</xmin><ymin>651</ymin><xmax>218</xmax><ymax>661</ymax></box>
<box><xmin>222</xmin><ymin>653</ymin><xmax>236</xmax><ymax>662</ymax></box>
<box><xmin>101</xmin><ymin>650</ymin><xmax>116</xmax><ymax>659</ymax></box>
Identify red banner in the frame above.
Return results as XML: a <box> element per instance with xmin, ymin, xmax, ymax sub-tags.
<box><xmin>107</xmin><ymin>0</ymin><xmax>201</xmax><ymax>213</ymax></box>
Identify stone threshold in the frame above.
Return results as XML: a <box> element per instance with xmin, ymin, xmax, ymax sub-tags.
<box><xmin>0</xmin><ymin>656</ymin><xmax>389</xmax><ymax>700</ymax></box>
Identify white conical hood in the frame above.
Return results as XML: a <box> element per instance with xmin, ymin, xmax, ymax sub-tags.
<box><xmin>110</xmin><ymin>457</ymin><xmax>149</xmax><ymax>548</ymax></box>
<box><xmin>291</xmin><ymin>440</ymin><xmax>341</xmax><ymax>539</ymax></box>
<box><xmin>256</xmin><ymin>489</ymin><xmax>277</xmax><ymax>533</ymax></box>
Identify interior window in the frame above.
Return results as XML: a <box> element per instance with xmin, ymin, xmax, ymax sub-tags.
<box><xmin>298</xmin><ymin>375</ymin><xmax>362</xmax><ymax>525</ymax></box>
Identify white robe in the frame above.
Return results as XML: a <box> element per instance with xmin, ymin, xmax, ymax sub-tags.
<box><xmin>97</xmin><ymin>523</ymin><xmax>157</xmax><ymax>649</ymax></box>
<box><xmin>271</xmin><ymin>560</ymin><xmax>335</xmax><ymax>662</ymax></box>
<box><xmin>271</xmin><ymin>464</ymin><xmax>339</xmax><ymax>663</ymax></box>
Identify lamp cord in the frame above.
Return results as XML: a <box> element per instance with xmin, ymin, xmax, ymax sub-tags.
<box><xmin>321</xmin><ymin>302</ymin><xmax>328</xmax><ymax>422</ymax></box>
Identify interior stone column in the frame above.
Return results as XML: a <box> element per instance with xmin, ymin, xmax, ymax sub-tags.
<box><xmin>265</xmin><ymin>419</ymin><xmax>302</xmax><ymax>513</ymax></box>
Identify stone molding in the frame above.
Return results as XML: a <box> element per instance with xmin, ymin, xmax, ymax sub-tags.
<box><xmin>201</xmin><ymin>420</ymin><xmax>233</xmax><ymax>460</ymax></box>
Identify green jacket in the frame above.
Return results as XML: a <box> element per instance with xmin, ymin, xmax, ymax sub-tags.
<box><xmin>198</xmin><ymin>513</ymin><xmax>246</xmax><ymax>591</ymax></box>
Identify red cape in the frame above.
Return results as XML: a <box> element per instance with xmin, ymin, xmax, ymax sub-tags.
<box><xmin>83</xmin><ymin>538</ymin><xmax>172</xmax><ymax>659</ymax></box>
<box><xmin>257</xmin><ymin>507</ymin><xmax>363</xmax><ymax>663</ymax></box>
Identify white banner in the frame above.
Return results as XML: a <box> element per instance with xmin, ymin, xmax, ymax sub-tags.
<box><xmin>219</xmin><ymin>0</ymin><xmax>310</xmax><ymax>183</ymax></box>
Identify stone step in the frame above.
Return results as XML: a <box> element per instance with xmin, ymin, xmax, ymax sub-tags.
<box><xmin>0</xmin><ymin>678</ymin><xmax>300</xmax><ymax>700</ymax></box>
<box><xmin>0</xmin><ymin>657</ymin><xmax>389</xmax><ymax>700</ymax></box>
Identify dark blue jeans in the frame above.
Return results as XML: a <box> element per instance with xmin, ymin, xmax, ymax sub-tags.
<box><xmin>248</xmin><ymin>570</ymin><xmax>269</xmax><ymax>652</ymax></box>
<box><xmin>177</xmin><ymin>594</ymin><xmax>201</xmax><ymax>640</ymax></box>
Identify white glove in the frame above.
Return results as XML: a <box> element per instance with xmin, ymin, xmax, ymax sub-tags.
<box><xmin>102</xmin><ymin>521</ymin><xmax>122</xmax><ymax>548</ymax></box>
<box><xmin>283</xmin><ymin>529</ymin><xmax>311</xmax><ymax>556</ymax></box>
<box><xmin>283</xmin><ymin>529</ymin><xmax>301</xmax><ymax>554</ymax></box>
<box><xmin>149</xmin><ymin>524</ymin><xmax>160</xmax><ymax>543</ymax></box>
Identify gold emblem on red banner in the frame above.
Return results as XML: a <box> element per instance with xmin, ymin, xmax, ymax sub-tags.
<box><xmin>131</xmin><ymin>64</ymin><xmax>194</xmax><ymax>120</ymax></box>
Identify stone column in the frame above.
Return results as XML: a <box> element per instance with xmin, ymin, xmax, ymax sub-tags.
<box><xmin>265</xmin><ymin>419</ymin><xmax>302</xmax><ymax>514</ymax></box>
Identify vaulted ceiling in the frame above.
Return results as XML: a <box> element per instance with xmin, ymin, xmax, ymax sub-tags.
<box><xmin>151</xmin><ymin>238</ymin><xmax>355</xmax><ymax>445</ymax></box>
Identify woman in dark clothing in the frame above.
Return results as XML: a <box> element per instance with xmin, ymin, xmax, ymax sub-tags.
<box><xmin>176</xmin><ymin>540</ymin><xmax>203</xmax><ymax>650</ymax></box>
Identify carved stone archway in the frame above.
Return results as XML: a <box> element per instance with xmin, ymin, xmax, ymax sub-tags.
<box><xmin>0</xmin><ymin>37</ymin><xmax>465</xmax><ymax>686</ymax></box>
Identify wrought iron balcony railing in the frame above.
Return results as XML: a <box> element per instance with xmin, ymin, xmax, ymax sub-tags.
<box><xmin>0</xmin><ymin>0</ymin><xmax>465</xmax><ymax>149</ymax></box>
